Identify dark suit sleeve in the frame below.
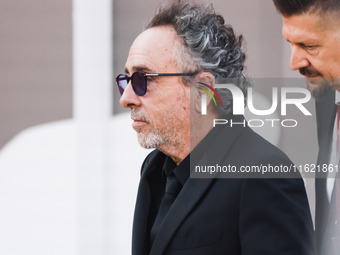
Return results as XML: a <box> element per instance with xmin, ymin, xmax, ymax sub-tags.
<box><xmin>239</xmin><ymin>177</ymin><xmax>316</xmax><ymax>255</ymax></box>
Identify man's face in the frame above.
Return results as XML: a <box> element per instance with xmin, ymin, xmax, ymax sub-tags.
<box><xmin>282</xmin><ymin>12</ymin><xmax>340</xmax><ymax>98</ymax></box>
<box><xmin>120</xmin><ymin>25</ymin><xmax>191</xmax><ymax>157</ymax></box>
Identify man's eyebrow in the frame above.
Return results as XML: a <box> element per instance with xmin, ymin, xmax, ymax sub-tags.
<box><xmin>124</xmin><ymin>66</ymin><xmax>154</xmax><ymax>75</ymax></box>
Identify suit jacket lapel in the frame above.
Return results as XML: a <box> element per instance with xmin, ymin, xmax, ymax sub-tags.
<box><xmin>149</xmin><ymin>117</ymin><xmax>246</xmax><ymax>255</ymax></box>
<box><xmin>315</xmin><ymin>90</ymin><xmax>336</xmax><ymax>249</ymax></box>
<box><xmin>132</xmin><ymin>150</ymin><xmax>166</xmax><ymax>255</ymax></box>
<box><xmin>316</xmin><ymin>90</ymin><xmax>336</xmax><ymax>176</ymax></box>
<box><xmin>132</xmin><ymin>176</ymin><xmax>151</xmax><ymax>255</ymax></box>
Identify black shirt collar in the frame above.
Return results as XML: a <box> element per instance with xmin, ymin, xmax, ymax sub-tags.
<box><xmin>162</xmin><ymin>155</ymin><xmax>190</xmax><ymax>186</ymax></box>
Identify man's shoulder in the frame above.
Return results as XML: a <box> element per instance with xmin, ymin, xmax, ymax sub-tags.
<box><xmin>213</xmin><ymin>120</ymin><xmax>291</xmax><ymax>164</ymax></box>
<box><xmin>228</xmin><ymin>126</ymin><xmax>297</xmax><ymax>177</ymax></box>
<box><xmin>241</xmin><ymin>126</ymin><xmax>291</xmax><ymax>160</ymax></box>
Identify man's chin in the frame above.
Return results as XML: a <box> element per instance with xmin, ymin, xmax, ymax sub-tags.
<box><xmin>306</xmin><ymin>78</ymin><xmax>332</xmax><ymax>101</ymax></box>
<box><xmin>136</xmin><ymin>131</ymin><xmax>164</xmax><ymax>149</ymax></box>
<box><xmin>306</xmin><ymin>76</ymin><xmax>323</xmax><ymax>87</ymax></box>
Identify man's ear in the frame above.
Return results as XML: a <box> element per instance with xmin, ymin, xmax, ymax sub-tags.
<box><xmin>193</xmin><ymin>72</ymin><xmax>215</xmax><ymax>112</ymax></box>
<box><xmin>196</xmin><ymin>72</ymin><xmax>215</xmax><ymax>87</ymax></box>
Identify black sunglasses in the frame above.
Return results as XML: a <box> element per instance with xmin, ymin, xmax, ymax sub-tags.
<box><xmin>116</xmin><ymin>71</ymin><xmax>197</xmax><ymax>96</ymax></box>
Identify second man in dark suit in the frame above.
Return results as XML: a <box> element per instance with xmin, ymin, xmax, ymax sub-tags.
<box><xmin>272</xmin><ymin>0</ymin><xmax>340</xmax><ymax>254</ymax></box>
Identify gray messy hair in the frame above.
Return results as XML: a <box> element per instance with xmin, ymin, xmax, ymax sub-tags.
<box><xmin>147</xmin><ymin>0</ymin><xmax>250</xmax><ymax>117</ymax></box>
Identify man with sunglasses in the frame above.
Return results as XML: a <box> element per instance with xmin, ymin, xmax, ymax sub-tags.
<box><xmin>272</xmin><ymin>1</ymin><xmax>340</xmax><ymax>255</ymax></box>
<box><xmin>117</xmin><ymin>1</ymin><xmax>315</xmax><ymax>254</ymax></box>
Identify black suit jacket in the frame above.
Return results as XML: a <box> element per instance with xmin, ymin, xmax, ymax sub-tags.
<box><xmin>315</xmin><ymin>90</ymin><xmax>337</xmax><ymax>255</ymax></box>
<box><xmin>132</xmin><ymin>117</ymin><xmax>315</xmax><ymax>255</ymax></box>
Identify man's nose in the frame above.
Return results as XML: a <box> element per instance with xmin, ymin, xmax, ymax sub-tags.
<box><xmin>290</xmin><ymin>45</ymin><xmax>309</xmax><ymax>71</ymax></box>
<box><xmin>119</xmin><ymin>82</ymin><xmax>141</xmax><ymax>109</ymax></box>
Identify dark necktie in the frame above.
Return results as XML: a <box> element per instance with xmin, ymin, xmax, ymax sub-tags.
<box><xmin>150</xmin><ymin>171</ymin><xmax>182</xmax><ymax>245</ymax></box>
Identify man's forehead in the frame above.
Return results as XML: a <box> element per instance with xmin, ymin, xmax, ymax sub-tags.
<box><xmin>125</xmin><ymin>26</ymin><xmax>179</xmax><ymax>73</ymax></box>
<box><xmin>131</xmin><ymin>26</ymin><xmax>177</xmax><ymax>51</ymax></box>
<box><xmin>282</xmin><ymin>14</ymin><xmax>324</xmax><ymax>42</ymax></box>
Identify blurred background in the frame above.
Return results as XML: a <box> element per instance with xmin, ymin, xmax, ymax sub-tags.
<box><xmin>0</xmin><ymin>0</ymin><xmax>317</xmax><ymax>254</ymax></box>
